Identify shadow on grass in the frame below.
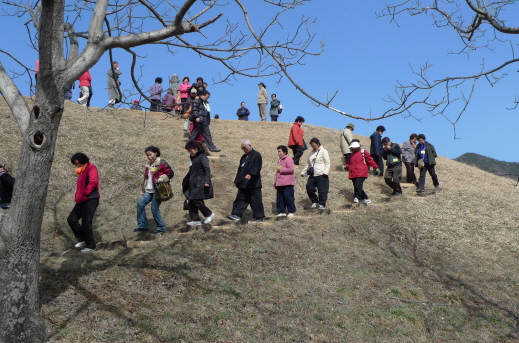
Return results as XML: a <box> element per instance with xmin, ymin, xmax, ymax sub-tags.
<box><xmin>40</xmin><ymin>243</ymin><xmax>222</xmax><ymax>342</ymax></box>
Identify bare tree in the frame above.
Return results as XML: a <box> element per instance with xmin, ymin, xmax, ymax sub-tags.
<box><xmin>0</xmin><ymin>0</ymin><xmax>348</xmax><ymax>341</ymax></box>
<box><xmin>379</xmin><ymin>0</ymin><xmax>519</xmax><ymax>137</ymax></box>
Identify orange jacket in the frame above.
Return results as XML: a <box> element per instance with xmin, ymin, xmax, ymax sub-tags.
<box><xmin>287</xmin><ymin>122</ymin><xmax>304</xmax><ymax>147</ymax></box>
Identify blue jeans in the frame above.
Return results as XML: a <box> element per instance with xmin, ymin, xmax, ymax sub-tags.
<box><xmin>137</xmin><ymin>192</ymin><xmax>165</xmax><ymax>232</ymax></box>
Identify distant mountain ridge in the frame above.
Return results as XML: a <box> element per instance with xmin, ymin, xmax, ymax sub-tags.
<box><xmin>455</xmin><ymin>152</ymin><xmax>519</xmax><ymax>180</ymax></box>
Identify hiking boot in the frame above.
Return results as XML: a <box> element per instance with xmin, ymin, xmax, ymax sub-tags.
<box><xmin>227</xmin><ymin>214</ymin><xmax>240</xmax><ymax>221</ymax></box>
<box><xmin>353</xmin><ymin>198</ymin><xmax>359</xmax><ymax>204</ymax></box>
<box><xmin>74</xmin><ymin>241</ymin><xmax>86</xmax><ymax>249</ymax></box>
<box><xmin>310</xmin><ymin>203</ymin><xmax>318</xmax><ymax>209</ymax></box>
<box><xmin>416</xmin><ymin>188</ymin><xmax>425</xmax><ymax>192</ymax></box>
<box><xmin>203</xmin><ymin>213</ymin><xmax>215</xmax><ymax>224</ymax></box>
<box><xmin>253</xmin><ymin>218</ymin><xmax>264</xmax><ymax>222</ymax></box>
<box><xmin>276</xmin><ymin>213</ymin><xmax>287</xmax><ymax>217</ymax></box>
<box><xmin>151</xmin><ymin>230</ymin><xmax>165</xmax><ymax>234</ymax></box>
<box><xmin>134</xmin><ymin>228</ymin><xmax>149</xmax><ymax>232</ymax></box>
<box><xmin>363</xmin><ymin>199</ymin><xmax>372</xmax><ymax>204</ymax></box>
<box><xmin>392</xmin><ymin>192</ymin><xmax>402</xmax><ymax>197</ymax></box>
<box><xmin>210</xmin><ymin>148</ymin><xmax>222</xmax><ymax>152</ymax></box>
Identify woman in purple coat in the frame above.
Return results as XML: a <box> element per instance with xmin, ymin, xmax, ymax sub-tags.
<box><xmin>274</xmin><ymin>145</ymin><xmax>296</xmax><ymax>217</ymax></box>
<box><xmin>148</xmin><ymin>77</ymin><xmax>163</xmax><ymax>111</ymax></box>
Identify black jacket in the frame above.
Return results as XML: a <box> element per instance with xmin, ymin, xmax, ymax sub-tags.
<box><xmin>184</xmin><ymin>150</ymin><xmax>214</xmax><ymax>200</ymax></box>
<box><xmin>0</xmin><ymin>172</ymin><xmax>15</xmax><ymax>204</ymax></box>
<box><xmin>190</xmin><ymin>98</ymin><xmax>210</xmax><ymax>125</ymax></box>
<box><xmin>382</xmin><ymin>143</ymin><xmax>402</xmax><ymax>167</ymax></box>
<box><xmin>236</xmin><ymin>107</ymin><xmax>250</xmax><ymax>118</ymax></box>
<box><xmin>234</xmin><ymin>149</ymin><xmax>262</xmax><ymax>189</ymax></box>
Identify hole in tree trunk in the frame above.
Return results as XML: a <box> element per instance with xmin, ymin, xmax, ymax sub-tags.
<box><xmin>33</xmin><ymin>131</ymin><xmax>44</xmax><ymax>146</ymax></box>
<box><xmin>34</xmin><ymin>106</ymin><xmax>40</xmax><ymax>120</ymax></box>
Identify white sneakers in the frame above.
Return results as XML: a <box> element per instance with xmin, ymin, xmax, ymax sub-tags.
<box><xmin>204</xmin><ymin>213</ymin><xmax>215</xmax><ymax>224</ymax></box>
<box><xmin>74</xmin><ymin>241</ymin><xmax>86</xmax><ymax>249</ymax></box>
<box><xmin>363</xmin><ymin>199</ymin><xmax>372</xmax><ymax>204</ymax></box>
<box><xmin>353</xmin><ymin>198</ymin><xmax>359</xmax><ymax>204</ymax></box>
<box><xmin>319</xmin><ymin>205</ymin><xmax>326</xmax><ymax>210</ymax></box>
<box><xmin>187</xmin><ymin>221</ymin><xmax>202</xmax><ymax>226</ymax></box>
<box><xmin>81</xmin><ymin>248</ymin><xmax>95</xmax><ymax>253</ymax></box>
<box><xmin>310</xmin><ymin>203</ymin><xmax>318</xmax><ymax>209</ymax></box>
<box><xmin>276</xmin><ymin>213</ymin><xmax>287</xmax><ymax>217</ymax></box>
<box><xmin>286</xmin><ymin>213</ymin><xmax>294</xmax><ymax>218</ymax></box>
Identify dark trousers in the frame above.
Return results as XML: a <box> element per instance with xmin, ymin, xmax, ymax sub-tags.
<box><xmin>188</xmin><ymin>199</ymin><xmax>212</xmax><ymax>221</ymax></box>
<box><xmin>191</xmin><ymin>123</ymin><xmax>217</xmax><ymax>150</ymax></box>
<box><xmin>232</xmin><ymin>188</ymin><xmax>265</xmax><ymax>219</ymax></box>
<box><xmin>238</xmin><ymin>116</ymin><xmax>249</xmax><ymax>121</ymax></box>
<box><xmin>372</xmin><ymin>154</ymin><xmax>384</xmax><ymax>176</ymax></box>
<box><xmin>276</xmin><ymin>185</ymin><xmax>296</xmax><ymax>214</ymax></box>
<box><xmin>67</xmin><ymin>198</ymin><xmax>99</xmax><ymax>249</ymax></box>
<box><xmin>384</xmin><ymin>165</ymin><xmax>402</xmax><ymax>194</ymax></box>
<box><xmin>418</xmin><ymin>163</ymin><xmax>439</xmax><ymax>190</ymax></box>
<box><xmin>343</xmin><ymin>153</ymin><xmax>352</xmax><ymax>164</ymax></box>
<box><xmin>270</xmin><ymin>115</ymin><xmax>278</xmax><ymax>122</ymax></box>
<box><xmin>351</xmin><ymin>177</ymin><xmax>368</xmax><ymax>200</ymax></box>
<box><xmin>150</xmin><ymin>99</ymin><xmax>161</xmax><ymax>111</ymax></box>
<box><xmin>404</xmin><ymin>162</ymin><xmax>417</xmax><ymax>184</ymax></box>
<box><xmin>306</xmin><ymin>175</ymin><xmax>329</xmax><ymax>206</ymax></box>
<box><xmin>289</xmin><ymin>145</ymin><xmax>304</xmax><ymax>165</ymax></box>
<box><xmin>181</xmin><ymin>98</ymin><xmax>189</xmax><ymax>114</ymax></box>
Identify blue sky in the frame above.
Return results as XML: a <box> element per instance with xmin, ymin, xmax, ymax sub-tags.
<box><xmin>1</xmin><ymin>1</ymin><xmax>518</xmax><ymax>161</ymax></box>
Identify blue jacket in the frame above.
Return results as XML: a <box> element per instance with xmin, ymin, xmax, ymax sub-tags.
<box><xmin>370</xmin><ymin>132</ymin><xmax>383</xmax><ymax>156</ymax></box>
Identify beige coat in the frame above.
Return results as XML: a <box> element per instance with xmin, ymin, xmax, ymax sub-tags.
<box><xmin>339</xmin><ymin>128</ymin><xmax>354</xmax><ymax>154</ymax></box>
<box><xmin>257</xmin><ymin>87</ymin><xmax>268</xmax><ymax>104</ymax></box>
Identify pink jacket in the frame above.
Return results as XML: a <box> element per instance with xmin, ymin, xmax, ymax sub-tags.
<box><xmin>78</xmin><ymin>71</ymin><xmax>92</xmax><ymax>87</ymax></box>
<box><xmin>178</xmin><ymin>82</ymin><xmax>191</xmax><ymax>99</ymax></box>
<box><xmin>274</xmin><ymin>155</ymin><xmax>295</xmax><ymax>187</ymax></box>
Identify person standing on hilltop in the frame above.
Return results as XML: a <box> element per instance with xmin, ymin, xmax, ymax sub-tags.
<box><xmin>415</xmin><ymin>134</ymin><xmax>440</xmax><ymax>192</ymax></box>
<box><xmin>370</xmin><ymin>125</ymin><xmax>386</xmax><ymax>176</ymax></box>
<box><xmin>107</xmin><ymin>61</ymin><xmax>122</xmax><ymax>108</ymax></box>
<box><xmin>269</xmin><ymin>94</ymin><xmax>281</xmax><ymax>121</ymax></box>
<box><xmin>227</xmin><ymin>140</ymin><xmax>265</xmax><ymax>222</ymax></box>
<box><xmin>77</xmin><ymin>70</ymin><xmax>92</xmax><ymax>106</ymax></box>
<box><xmin>339</xmin><ymin>123</ymin><xmax>355</xmax><ymax>168</ymax></box>
<box><xmin>288</xmin><ymin>116</ymin><xmax>306</xmax><ymax>165</ymax></box>
<box><xmin>257</xmin><ymin>82</ymin><xmax>268</xmax><ymax>121</ymax></box>
<box><xmin>348</xmin><ymin>141</ymin><xmax>380</xmax><ymax>205</ymax></box>
<box><xmin>300</xmin><ymin>137</ymin><xmax>330</xmax><ymax>210</ymax></box>
<box><xmin>381</xmin><ymin>137</ymin><xmax>403</xmax><ymax>196</ymax></box>
<box><xmin>148</xmin><ymin>77</ymin><xmax>163</xmax><ymax>111</ymax></box>
<box><xmin>67</xmin><ymin>153</ymin><xmax>100</xmax><ymax>252</ymax></box>
<box><xmin>236</xmin><ymin>102</ymin><xmax>251</xmax><ymax>121</ymax></box>
<box><xmin>178</xmin><ymin>76</ymin><xmax>191</xmax><ymax>114</ymax></box>
<box><xmin>401</xmin><ymin>133</ymin><xmax>418</xmax><ymax>186</ymax></box>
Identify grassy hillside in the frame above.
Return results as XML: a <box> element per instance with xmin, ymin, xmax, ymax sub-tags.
<box><xmin>2</xmin><ymin>98</ymin><xmax>519</xmax><ymax>342</ymax></box>
<box><xmin>455</xmin><ymin>152</ymin><xmax>519</xmax><ymax>180</ymax></box>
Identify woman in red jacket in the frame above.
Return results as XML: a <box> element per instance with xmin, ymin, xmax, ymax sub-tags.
<box><xmin>67</xmin><ymin>152</ymin><xmax>100</xmax><ymax>252</ymax></box>
<box><xmin>287</xmin><ymin>116</ymin><xmax>305</xmax><ymax>165</ymax></box>
<box><xmin>77</xmin><ymin>70</ymin><xmax>92</xmax><ymax>106</ymax></box>
<box><xmin>348</xmin><ymin>141</ymin><xmax>379</xmax><ymax>205</ymax></box>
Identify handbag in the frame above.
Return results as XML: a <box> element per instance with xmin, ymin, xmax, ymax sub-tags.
<box><xmin>306</xmin><ymin>149</ymin><xmax>320</xmax><ymax>176</ymax></box>
<box><xmin>154</xmin><ymin>181</ymin><xmax>173</xmax><ymax>202</ymax></box>
<box><xmin>417</xmin><ymin>158</ymin><xmax>425</xmax><ymax>169</ymax></box>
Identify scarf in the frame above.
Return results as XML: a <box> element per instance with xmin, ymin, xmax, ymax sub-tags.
<box><xmin>75</xmin><ymin>164</ymin><xmax>88</xmax><ymax>176</ymax></box>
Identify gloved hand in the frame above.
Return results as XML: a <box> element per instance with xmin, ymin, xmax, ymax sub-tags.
<box><xmin>374</xmin><ymin>168</ymin><xmax>381</xmax><ymax>176</ymax></box>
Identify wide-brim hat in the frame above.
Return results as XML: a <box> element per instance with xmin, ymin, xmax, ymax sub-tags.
<box><xmin>349</xmin><ymin>142</ymin><xmax>361</xmax><ymax>149</ymax></box>
<box><xmin>346</xmin><ymin>123</ymin><xmax>354</xmax><ymax>130</ymax></box>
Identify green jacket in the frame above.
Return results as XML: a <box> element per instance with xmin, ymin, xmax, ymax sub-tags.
<box><xmin>415</xmin><ymin>142</ymin><xmax>437</xmax><ymax>166</ymax></box>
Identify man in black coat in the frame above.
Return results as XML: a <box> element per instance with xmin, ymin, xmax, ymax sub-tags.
<box><xmin>0</xmin><ymin>164</ymin><xmax>15</xmax><ymax>209</ymax></box>
<box><xmin>227</xmin><ymin>140</ymin><xmax>265</xmax><ymax>222</ymax></box>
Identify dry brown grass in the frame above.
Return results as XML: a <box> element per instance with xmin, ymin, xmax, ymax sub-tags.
<box><xmin>2</xmin><ymin>98</ymin><xmax>519</xmax><ymax>342</ymax></box>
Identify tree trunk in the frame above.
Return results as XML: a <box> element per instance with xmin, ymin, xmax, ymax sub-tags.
<box><xmin>0</xmin><ymin>0</ymin><xmax>65</xmax><ymax>340</ymax></box>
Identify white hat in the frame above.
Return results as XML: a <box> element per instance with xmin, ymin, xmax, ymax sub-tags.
<box><xmin>349</xmin><ymin>142</ymin><xmax>361</xmax><ymax>149</ymax></box>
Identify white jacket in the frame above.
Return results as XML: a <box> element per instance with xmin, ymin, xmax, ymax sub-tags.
<box><xmin>301</xmin><ymin>147</ymin><xmax>330</xmax><ymax>176</ymax></box>
<box><xmin>339</xmin><ymin>128</ymin><xmax>354</xmax><ymax>154</ymax></box>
